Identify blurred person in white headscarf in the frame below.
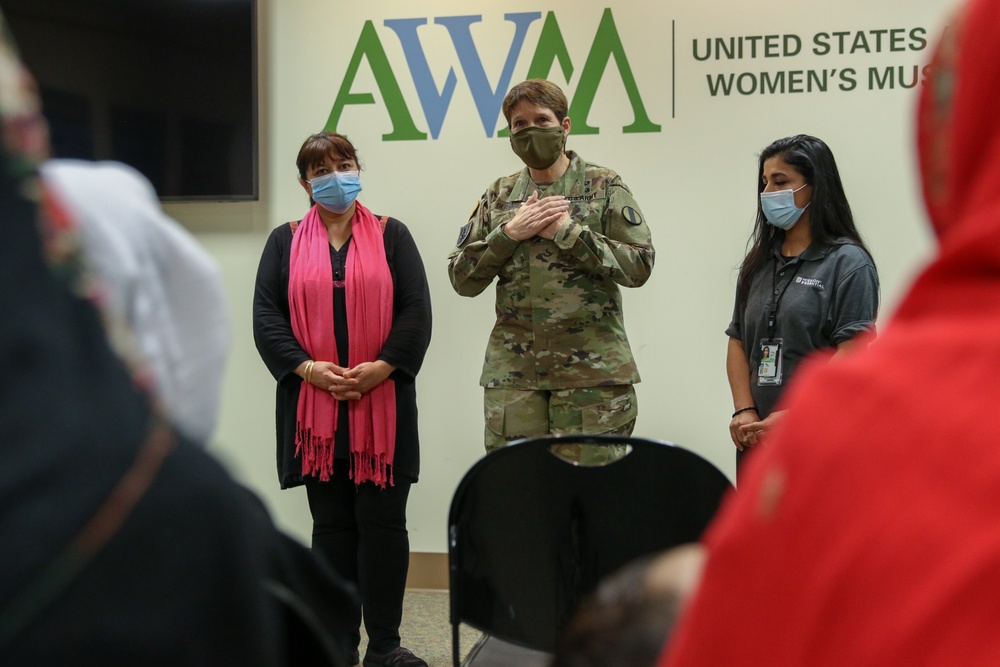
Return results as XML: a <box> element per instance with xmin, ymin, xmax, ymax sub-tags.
<box><xmin>0</xmin><ymin>13</ymin><xmax>358</xmax><ymax>665</ymax></box>
<box><xmin>40</xmin><ymin>158</ymin><xmax>230</xmax><ymax>442</ymax></box>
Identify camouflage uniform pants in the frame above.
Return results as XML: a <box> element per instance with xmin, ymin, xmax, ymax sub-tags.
<box><xmin>483</xmin><ymin>385</ymin><xmax>637</xmax><ymax>465</ymax></box>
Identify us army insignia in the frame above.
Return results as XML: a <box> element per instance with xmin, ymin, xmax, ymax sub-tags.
<box><xmin>622</xmin><ymin>206</ymin><xmax>643</xmax><ymax>225</ymax></box>
<box><xmin>456</xmin><ymin>222</ymin><xmax>472</xmax><ymax>245</ymax></box>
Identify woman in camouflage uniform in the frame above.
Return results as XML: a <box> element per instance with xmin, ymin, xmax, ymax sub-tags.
<box><xmin>448</xmin><ymin>80</ymin><xmax>654</xmax><ymax>463</ymax></box>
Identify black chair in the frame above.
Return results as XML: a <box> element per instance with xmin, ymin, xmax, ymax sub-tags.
<box><xmin>448</xmin><ymin>434</ymin><xmax>733</xmax><ymax>666</ymax></box>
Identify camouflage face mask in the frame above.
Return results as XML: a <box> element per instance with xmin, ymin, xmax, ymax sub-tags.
<box><xmin>509</xmin><ymin>125</ymin><xmax>565</xmax><ymax>169</ymax></box>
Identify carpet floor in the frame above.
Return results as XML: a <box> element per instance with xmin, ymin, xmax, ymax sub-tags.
<box><xmin>358</xmin><ymin>589</ymin><xmax>482</xmax><ymax>667</ymax></box>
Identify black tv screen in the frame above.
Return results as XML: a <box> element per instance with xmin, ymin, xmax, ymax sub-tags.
<box><xmin>1</xmin><ymin>0</ymin><xmax>257</xmax><ymax>201</ymax></box>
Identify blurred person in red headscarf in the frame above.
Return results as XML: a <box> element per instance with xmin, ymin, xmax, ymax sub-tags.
<box><xmin>658</xmin><ymin>2</ymin><xmax>1000</xmax><ymax>665</ymax></box>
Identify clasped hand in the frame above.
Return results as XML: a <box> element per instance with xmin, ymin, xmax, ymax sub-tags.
<box><xmin>310</xmin><ymin>360</ymin><xmax>393</xmax><ymax>401</ymax></box>
<box><xmin>730</xmin><ymin>410</ymin><xmax>787</xmax><ymax>450</ymax></box>
<box><xmin>503</xmin><ymin>191</ymin><xmax>570</xmax><ymax>241</ymax></box>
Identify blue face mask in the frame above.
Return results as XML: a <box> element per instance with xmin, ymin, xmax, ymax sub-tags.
<box><xmin>760</xmin><ymin>183</ymin><xmax>810</xmax><ymax>230</ymax></box>
<box><xmin>309</xmin><ymin>171</ymin><xmax>362</xmax><ymax>214</ymax></box>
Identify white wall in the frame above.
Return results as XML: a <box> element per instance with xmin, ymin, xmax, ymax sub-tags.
<box><xmin>166</xmin><ymin>0</ymin><xmax>955</xmax><ymax>553</ymax></box>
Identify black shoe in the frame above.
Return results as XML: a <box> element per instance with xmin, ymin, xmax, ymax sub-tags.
<box><xmin>362</xmin><ymin>646</ymin><xmax>428</xmax><ymax>667</ymax></box>
<box><xmin>349</xmin><ymin>648</ymin><xmax>360</xmax><ymax>666</ymax></box>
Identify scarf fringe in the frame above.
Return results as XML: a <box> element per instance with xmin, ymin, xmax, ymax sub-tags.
<box><xmin>351</xmin><ymin>451</ymin><xmax>392</xmax><ymax>489</ymax></box>
<box><xmin>295</xmin><ymin>423</ymin><xmax>336</xmax><ymax>481</ymax></box>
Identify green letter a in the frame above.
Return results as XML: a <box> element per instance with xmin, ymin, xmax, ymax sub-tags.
<box><xmin>497</xmin><ymin>12</ymin><xmax>574</xmax><ymax>138</ymax></box>
<box><xmin>565</xmin><ymin>9</ymin><xmax>661</xmax><ymax>135</ymax></box>
<box><xmin>324</xmin><ymin>21</ymin><xmax>427</xmax><ymax>141</ymax></box>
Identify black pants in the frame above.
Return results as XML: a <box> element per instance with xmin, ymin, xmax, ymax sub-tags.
<box><xmin>305</xmin><ymin>466</ymin><xmax>412</xmax><ymax>654</ymax></box>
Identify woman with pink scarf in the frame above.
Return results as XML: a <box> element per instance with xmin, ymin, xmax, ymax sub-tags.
<box><xmin>254</xmin><ymin>132</ymin><xmax>432</xmax><ymax>667</ymax></box>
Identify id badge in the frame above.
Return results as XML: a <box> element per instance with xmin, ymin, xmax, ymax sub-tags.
<box><xmin>757</xmin><ymin>338</ymin><xmax>783</xmax><ymax>386</ymax></box>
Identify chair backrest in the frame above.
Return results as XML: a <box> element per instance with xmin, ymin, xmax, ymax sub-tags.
<box><xmin>448</xmin><ymin>435</ymin><xmax>732</xmax><ymax>655</ymax></box>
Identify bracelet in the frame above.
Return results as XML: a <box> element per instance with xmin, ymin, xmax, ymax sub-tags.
<box><xmin>732</xmin><ymin>406</ymin><xmax>758</xmax><ymax>418</ymax></box>
<box><xmin>304</xmin><ymin>360</ymin><xmax>315</xmax><ymax>385</ymax></box>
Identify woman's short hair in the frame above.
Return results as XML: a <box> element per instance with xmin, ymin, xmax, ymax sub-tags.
<box><xmin>501</xmin><ymin>80</ymin><xmax>569</xmax><ymax>126</ymax></box>
<box><xmin>296</xmin><ymin>132</ymin><xmax>359</xmax><ymax>180</ymax></box>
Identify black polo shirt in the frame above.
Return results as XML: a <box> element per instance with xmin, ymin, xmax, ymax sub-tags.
<box><xmin>727</xmin><ymin>240</ymin><xmax>879</xmax><ymax>417</ymax></box>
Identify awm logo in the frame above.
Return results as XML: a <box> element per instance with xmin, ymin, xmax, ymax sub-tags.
<box><xmin>325</xmin><ymin>8</ymin><xmax>662</xmax><ymax>141</ymax></box>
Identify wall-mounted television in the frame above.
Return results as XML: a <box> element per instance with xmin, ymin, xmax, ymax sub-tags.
<box><xmin>1</xmin><ymin>0</ymin><xmax>257</xmax><ymax>201</ymax></box>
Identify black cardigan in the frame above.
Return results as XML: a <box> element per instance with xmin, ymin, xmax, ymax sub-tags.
<box><xmin>253</xmin><ymin>217</ymin><xmax>432</xmax><ymax>488</ymax></box>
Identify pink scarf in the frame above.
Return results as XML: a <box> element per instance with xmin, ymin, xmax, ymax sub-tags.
<box><xmin>288</xmin><ymin>203</ymin><xmax>396</xmax><ymax>487</ymax></box>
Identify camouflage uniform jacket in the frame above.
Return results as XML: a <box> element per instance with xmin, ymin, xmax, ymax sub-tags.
<box><xmin>447</xmin><ymin>151</ymin><xmax>654</xmax><ymax>390</ymax></box>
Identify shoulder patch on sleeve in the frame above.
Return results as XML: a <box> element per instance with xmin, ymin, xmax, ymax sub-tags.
<box><xmin>622</xmin><ymin>206</ymin><xmax>643</xmax><ymax>226</ymax></box>
<box><xmin>468</xmin><ymin>199</ymin><xmax>481</xmax><ymax>221</ymax></box>
<box><xmin>456</xmin><ymin>222</ymin><xmax>472</xmax><ymax>246</ymax></box>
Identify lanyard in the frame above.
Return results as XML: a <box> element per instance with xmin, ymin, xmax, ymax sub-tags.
<box><xmin>767</xmin><ymin>256</ymin><xmax>802</xmax><ymax>339</ymax></box>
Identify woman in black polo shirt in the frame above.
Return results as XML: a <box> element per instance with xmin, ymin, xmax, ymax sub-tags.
<box><xmin>726</xmin><ymin>135</ymin><xmax>879</xmax><ymax>476</ymax></box>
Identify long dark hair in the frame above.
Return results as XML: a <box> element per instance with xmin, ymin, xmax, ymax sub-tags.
<box><xmin>736</xmin><ymin>134</ymin><xmax>873</xmax><ymax>306</ymax></box>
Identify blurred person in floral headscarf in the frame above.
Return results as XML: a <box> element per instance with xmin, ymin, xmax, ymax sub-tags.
<box><xmin>658</xmin><ymin>2</ymin><xmax>1000</xmax><ymax>665</ymax></box>
<box><xmin>0</xmin><ymin>16</ymin><xmax>356</xmax><ymax>666</ymax></box>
